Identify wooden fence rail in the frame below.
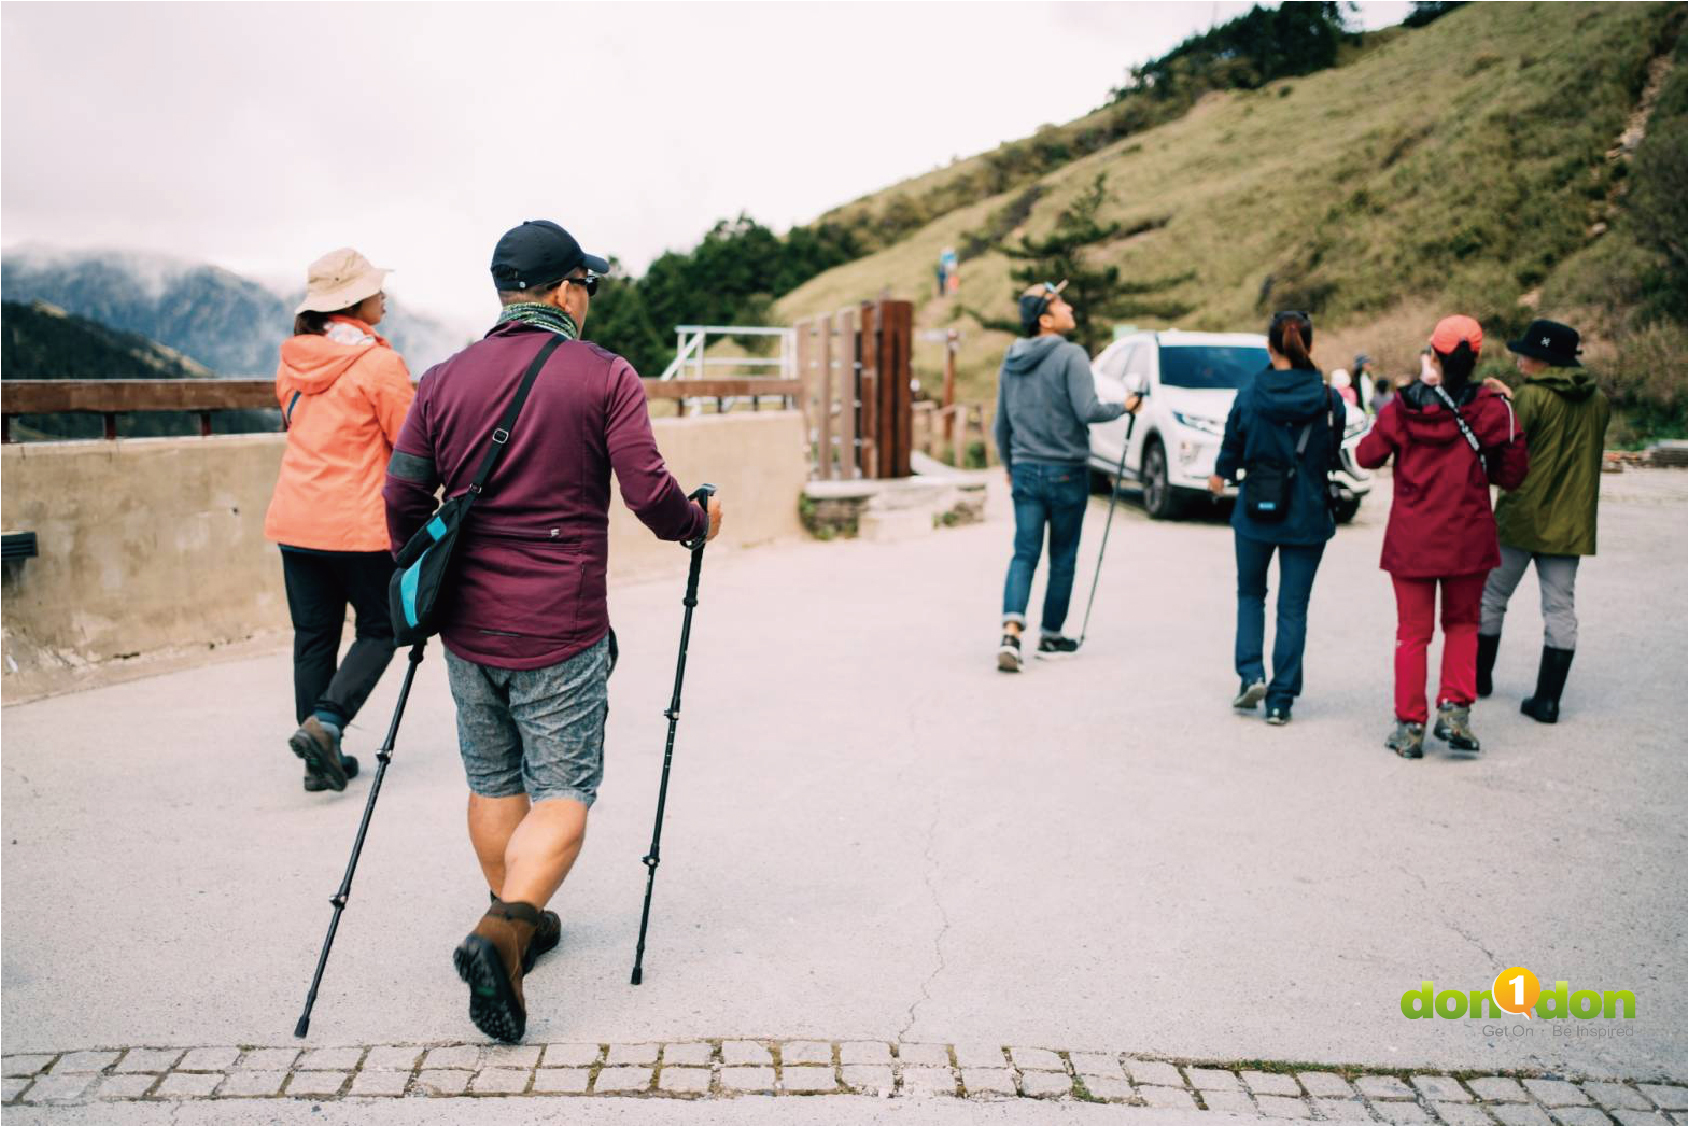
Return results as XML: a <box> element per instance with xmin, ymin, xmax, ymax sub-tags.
<box><xmin>1</xmin><ymin>378</ymin><xmax>801</xmax><ymax>441</ymax></box>
<box><xmin>791</xmin><ymin>299</ymin><xmax>914</xmax><ymax>480</ymax></box>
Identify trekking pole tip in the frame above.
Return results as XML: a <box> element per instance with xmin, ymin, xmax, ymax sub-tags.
<box><xmin>630</xmin><ymin>967</ymin><xmax>643</xmax><ymax>986</ymax></box>
<box><xmin>293</xmin><ymin>1014</ymin><xmax>310</xmax><ymax>1039</ymax></box>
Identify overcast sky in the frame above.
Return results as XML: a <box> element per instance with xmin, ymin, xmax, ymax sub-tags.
<box><xmin>2</xmin><ymin>1</ymin><xmax>1411</xmax><ymax>330</ymax></box>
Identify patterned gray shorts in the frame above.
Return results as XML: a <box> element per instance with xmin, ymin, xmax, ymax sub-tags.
<box><xmin>443</xmin><ymin>636</ymin><xmax>610</xmax><ymax>806</ymax></box>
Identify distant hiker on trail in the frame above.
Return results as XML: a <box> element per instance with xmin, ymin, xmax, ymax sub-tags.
<box><xmin>1477</xmin><ymin>319</ymin><xmax>1609</xmax><ymax>725</ymax></box>
<box><xmin>383</xmin><ymin>220</ymin><xmax>722</xmax><ymax>1043</ymax></box>
<box><xmin>1370</xmin><ymin>377</ymin><xmax>1395</xmax><ymax>416</ymax></box>
<box><xmin>1353</xmin><ymin>353</ymin><xmax>1378</xmax><ymax>411</ymax></box>
<box><xmin>265</xmin><ymin>248</ymin><xmax>413</xmax><ymax>794</ymax></box>
<box><xmin>1356</xmin><ymin>315</ymin><xmax>1529</xmax><ymax>760</ymax></box>
<box><xmin>1210</xmin><ymin>311</ymin><xmax>1345</xmax><ymax>727</ymax></box>
<box><xmin>1330</xmin><ymin>368</ymin><xmax>1359</xmax><ymax>408</ymax></box>
<box><xmin>993</xmin><ymin>280</ymin><xmax>1138</xmax><ymax>672</ymax></box>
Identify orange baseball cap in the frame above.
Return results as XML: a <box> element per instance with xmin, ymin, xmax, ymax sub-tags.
<box><xmin>1430</xmin><ymin>314</ymin><xmax>1483</xmax><ymax>355</ymax></box>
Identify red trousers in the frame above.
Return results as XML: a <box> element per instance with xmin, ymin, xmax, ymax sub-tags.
<box><xmin>1391</xmin><ymin>573</ymin><xmax>1487</xmax><ymax>723</ymax></box>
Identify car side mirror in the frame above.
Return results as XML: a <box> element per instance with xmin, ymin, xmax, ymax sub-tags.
<box><xmin>1124</xmin><ymin>372</ymin><xmax>1149</xmax><ymax>396</ymax></box>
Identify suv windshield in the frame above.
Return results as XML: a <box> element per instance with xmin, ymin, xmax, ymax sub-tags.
<box><xmin>1159</xmin><ymin>345</ymin><xmax>1270</xmax><ymax>389</ymax></box>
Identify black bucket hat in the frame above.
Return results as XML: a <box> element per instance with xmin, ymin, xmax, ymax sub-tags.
<box><xmin>1507</xmin><ymin>319</ymin><xmax>1582</xmax><ymax>367</ymax></box>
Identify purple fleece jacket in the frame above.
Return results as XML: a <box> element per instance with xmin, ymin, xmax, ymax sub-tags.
<box><xmin>384</xmin><ymin>323</ymin><xmax>706</xmax><ymax>670</ymax></box>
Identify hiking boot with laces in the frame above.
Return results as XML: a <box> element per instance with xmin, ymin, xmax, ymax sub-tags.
<box><xmin>303</xmin><ymin>754</ymin><xmax>359</xmax><ymax>792</ymax></box>
<box><xmin>1434</xmin><ymin>703</ymin><xmax>1480</xmax><ymax>752</ymax></box>
<box><xmin>289</xmin><ymin>716</ymin><xmax>349</xmax><ymax>791</ymax></box>
<box><xmin>491</xmin><ymin>892</ymin><xmax>560</xmax><ymax>973</ymax></box>
<box><xmin>997</xmin><ymin>632</ymin><xmax>1023</xmax><ymax>673</ymax></box>
<box><xmin>454</xmin><ymin>901</ymin><xmax>538</xmax><ymax>1043</ymax></box>
<box><xmin>1386</xmin><ymin>720</ymin><xmax>1426</xmax><ymax>759</ymax></box>
<box><xmin>1036</xmin><ymin>634</ymin><xmax>1080</xmax><ymax>660</ymax></box>
<box><xmin>1232</xmin><ymin>679</ymin><xmax>1267</xmax><ymax>709</ymax></box>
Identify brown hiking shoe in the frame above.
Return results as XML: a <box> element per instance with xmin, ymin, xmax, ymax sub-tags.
<box><xmin>490</xmin><ymin>892</ymin><xmax>560</xmax><ymax>972</ymax></box>
<box><xmin>453</xmin><ymin>901</ymin><xmax>537</xmax><ymax>1043</ymax></box>
<box><xmin>289</xmin><ymin>716</ymin><xmax>348</xmax><ymax>791</ymax></box>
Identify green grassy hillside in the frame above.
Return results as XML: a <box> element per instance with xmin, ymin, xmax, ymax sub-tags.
<box><xmin>777</xmin><ymin>2</ymin><xmax>1686</xmax><ymax>440</ymax></box>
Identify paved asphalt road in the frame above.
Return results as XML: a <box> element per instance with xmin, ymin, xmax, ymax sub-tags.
<box><xmin>4</xmin><ymin>469</ymin><xmax>1684</xmax><ymax>1097</ymax></box>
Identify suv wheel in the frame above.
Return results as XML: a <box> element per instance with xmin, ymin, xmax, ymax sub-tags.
<box><xmin>1141</xmin><ymin>439</ymin><xmax>1183</xmax><ymax>520</ymax></box>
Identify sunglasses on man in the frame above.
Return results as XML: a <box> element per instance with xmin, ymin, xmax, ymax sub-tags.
<box><xmin>564</xmin><ymin>273</ymin><xmax>599</xmax><ymax>296</ymax></box>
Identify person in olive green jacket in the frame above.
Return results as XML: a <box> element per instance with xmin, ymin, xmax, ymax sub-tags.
<box><xmin>1477</xmin><ymin>319</ymin><xmax>1610</xmax><ymax>724</ymax></box>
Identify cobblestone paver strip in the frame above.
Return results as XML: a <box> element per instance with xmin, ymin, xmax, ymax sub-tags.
<box><xmin>1</xmin><ymin>1039</ymin><xmax>1680</xmax><ymax>1114</ymax></box>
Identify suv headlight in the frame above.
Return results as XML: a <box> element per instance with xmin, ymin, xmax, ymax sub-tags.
<box><xmin>1171</xmin><ymin>411</ymin><xmax>1224</xmax><ymax>437</ymax></box>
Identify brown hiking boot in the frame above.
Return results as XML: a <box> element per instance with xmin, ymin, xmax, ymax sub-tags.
<box><xmin>453</xmin><ymin>901</ymin><xmax>538</xmax><ymax>1043</ymax></box>
<box><xmin>289</xmin><ymin>716</ymin><xmax>349</xmax><ymax>791</ymax></box>
<box><xmin>490</xmin><ymin>892</ymin><xmax>560</xmax><ymax>972</ymax></box>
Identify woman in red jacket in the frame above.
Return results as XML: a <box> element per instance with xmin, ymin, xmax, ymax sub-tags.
<box><xmin>1356</xmin><ymin>315</ymin><xmax>1528</xmax><ymax>758</ymax></box>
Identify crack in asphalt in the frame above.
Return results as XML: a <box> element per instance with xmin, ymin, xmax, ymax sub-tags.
<box><xmin>898</xmin><ymin>791</ymin><xmax>949</xmax><ymax>1041</ymax></box>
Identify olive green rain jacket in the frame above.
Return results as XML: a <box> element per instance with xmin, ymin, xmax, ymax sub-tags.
<box><xmin>1493</xmin><ymin>369</ymin><xmax>1610</xmax><ymax>556</ymax></box>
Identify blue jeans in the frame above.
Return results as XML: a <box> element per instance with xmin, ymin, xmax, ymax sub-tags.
<box><xmin>1234</xmin><ymin>534</ymin><xmax>1326</xmax><ymax>705</ymax></box>
<box><xmin>1002</xmin><ymin>463</ymin><xmax>1089</xmax><ymax>635</ymax></box>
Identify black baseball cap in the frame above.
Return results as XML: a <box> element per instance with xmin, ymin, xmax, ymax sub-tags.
<box><xmin>1017</xmin><ymin>279</ymin><xmax>1068</xmax><ymax>333</ymax></box>
<box><xmin>491</xmin><ymin>220</ymin><xmax>610</xmax><ymax>292</ymax></box>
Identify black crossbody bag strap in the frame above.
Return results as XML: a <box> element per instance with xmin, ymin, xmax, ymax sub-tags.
<box><xmin>466</xmin><ymin>335</ymin><xmax>564</xmax><ymax>497</ymax></box>
<box><xmin>1431</xmin><ymin>383</ymin><xmax>1487</xmax><ymax>479</ymax></box>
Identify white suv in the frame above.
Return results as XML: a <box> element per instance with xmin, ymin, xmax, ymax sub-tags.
<box><xmin>1088</xmin><ymin>331</ymin><xmax>1372</xmax><ymax>521</ymax></box>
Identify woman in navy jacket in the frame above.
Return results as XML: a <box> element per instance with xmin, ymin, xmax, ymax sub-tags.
<box><xmin>1210</xmin><ymin>311</ymin><xmax>1345</xmax><ymax>725</ymax></box>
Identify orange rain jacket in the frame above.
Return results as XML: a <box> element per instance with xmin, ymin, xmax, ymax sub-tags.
<box><xmin>264</xmin><ymin>317</ymin><xmax>415</xmax><ymax>552</ymax></box>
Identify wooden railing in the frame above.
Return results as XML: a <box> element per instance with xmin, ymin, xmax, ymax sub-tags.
<box><xmin>911</xmin><ymin>401</ymin><xmax>995</xmax><ymax>468</ymax></box>
<box><xmin>1</xmin><ymin>378</ymin><xmax>801</xmax><ymax>441</ymax></box>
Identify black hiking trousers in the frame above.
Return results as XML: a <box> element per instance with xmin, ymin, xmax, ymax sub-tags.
<box><xmin>280</xmin><ymin>548</ymin><xmax>397</xmax><ymax>726</ymax></box>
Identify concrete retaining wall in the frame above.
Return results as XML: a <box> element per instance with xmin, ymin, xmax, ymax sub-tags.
<box><xmin>1</xmin><ymin>411</ymin><xmax>805</xmax><ymax>693</ymax></box>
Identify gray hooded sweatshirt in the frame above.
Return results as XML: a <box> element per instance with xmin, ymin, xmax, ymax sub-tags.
<box><xmin>992</xmin><ymin>334</ymin><xmax>1124</xmax><ymax>469</ymax></box>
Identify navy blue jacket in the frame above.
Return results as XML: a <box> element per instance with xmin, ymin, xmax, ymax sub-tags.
<box><xmin>1214</xmin><ymin>366</ymin><xmax>1345</xmax><ymax>546</ymax></box>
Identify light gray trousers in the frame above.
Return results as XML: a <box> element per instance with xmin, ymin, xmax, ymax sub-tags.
<box><xmin>1480</xmin><ymin>545</ymin><xmax>1581</xmax><ymax>649</ymax></box>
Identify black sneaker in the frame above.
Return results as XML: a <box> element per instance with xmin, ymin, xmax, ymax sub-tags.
<box><xmin>1036</xmin><ymin>635</ymin><xmax>1081</xmax><ymax>660</ymax></box>
<box><xmin>303</xmin><ymin>754</ymin><xmax>359</xmax><ymax>792</ymax></box>
<box><xmin>1232</xmin><ymin>679</ymin><xmax>1267</xmax><ymax>710</ymax></box>
<box><xmin>997</xmin><ymin>632</ymin><xmax>1023</xmax><ymax>673</ymax></box>
<box><xmin>1264</xmin><ymin>703</ymin><xmax>1292</xmax><ymax>726</ymax></box>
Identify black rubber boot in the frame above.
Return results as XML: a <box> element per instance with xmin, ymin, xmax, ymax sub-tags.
<box><xmin>1520</xmin><ymin>646</ymin><xmax>1575</xmax><ymax>724</ymax></box>
<box><xmin>1476</xmin><ymin>633</ymin><xmax>1501</xmax><ymax>699</ymax></box>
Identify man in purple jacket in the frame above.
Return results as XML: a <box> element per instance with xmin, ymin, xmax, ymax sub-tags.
<box><xmin>384</xmin><ymin>220</ymin><xmax>723</xmax><ymax>1042</ymax></box>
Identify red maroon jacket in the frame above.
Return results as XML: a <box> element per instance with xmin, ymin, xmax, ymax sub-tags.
<box><xmin>1356</xmin><ymin>382</ymin><xmax>1528</xmax><ymax>579</ymax></box>
<box><xmin>384</xmin><ymin>323</ymin><xmax>706</xmax><ymax>669</ymax></box>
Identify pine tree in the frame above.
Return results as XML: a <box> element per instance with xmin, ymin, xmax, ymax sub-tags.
<box><xmin>999</xmin><ymin>173</ymin><xmax>1191</xmax><ymax>353</ymax></box>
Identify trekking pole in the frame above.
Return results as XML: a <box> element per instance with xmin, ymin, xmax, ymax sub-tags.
<box><xmin>631</xmin><ymin>484</ymin><xmax>716</xmax><ymax>986</ymax></box>
<box><xmin>294</xmin><ymin>641</ymin><xmax>426</xmax><ymax>1038</ymax></box>
<box><xmin>1078</xmin><ymin>408</ymin><xmax>1140</xmax><ymax>648</ymax></box>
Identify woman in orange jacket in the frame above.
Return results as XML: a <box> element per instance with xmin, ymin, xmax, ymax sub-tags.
<box><xmin>264</xmin><ymin>248</ymin><xmax>415</xmax><ymax>793</ymax></box>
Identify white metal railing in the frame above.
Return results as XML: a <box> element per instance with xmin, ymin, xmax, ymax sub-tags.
<box><xmin>658</xmin><ymin>325</ymin><xmax>796</xmax><ymax>382</ymax></box>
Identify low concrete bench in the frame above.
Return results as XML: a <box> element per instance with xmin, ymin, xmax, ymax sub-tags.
<box><xmin>802</xmin><ymin>477</ymin><xmax>987</xmax><ymax>541</ymax></box>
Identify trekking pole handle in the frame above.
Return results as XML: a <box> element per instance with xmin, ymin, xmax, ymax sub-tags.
<box><xmin>683</xmin><ymin>484</ymin><xmax>718</xmax><ymax>551</ymax></box>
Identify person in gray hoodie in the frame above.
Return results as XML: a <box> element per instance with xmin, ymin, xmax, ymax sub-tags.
<box><xmin>994</xmin><ymin>281</ymin><xmax>1137</xmax><ymax>671</ymax></box>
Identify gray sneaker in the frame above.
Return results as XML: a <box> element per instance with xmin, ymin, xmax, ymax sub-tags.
<box><xmin>1232</xmin><ymin>679</ymin><xmax>1267</xmax><ymax>709</ymax></box>
<box><xmin>1433</xmin><ymin>703</ymin><xmax>1480</xmax><ymax>752</ymax></box>
<box><xmin>1386</xmin><ymin>720</ymin><xmax>1426</xmax><ymax>759</ymax></box>
<box><xmin>996</xmin><ymin>632</ymin><xmax>1023</xmax><ymax>673</ymax></box>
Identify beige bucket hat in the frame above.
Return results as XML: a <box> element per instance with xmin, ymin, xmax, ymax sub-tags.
<box><xmin>295</xmin><ymin>248</ymin><xmax>390</xmax><ymax>314</ymax></box>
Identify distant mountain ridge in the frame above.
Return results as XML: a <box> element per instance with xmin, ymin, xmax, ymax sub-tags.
<box><xmin>1</xmin><ymin>299</ymin><xmax>213</xmax><ymax>381</ymax></box>
<box><xmin>0</xmin><ymin>248</ymin><xmax>467</xmax><ymax>376</ymax></box>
